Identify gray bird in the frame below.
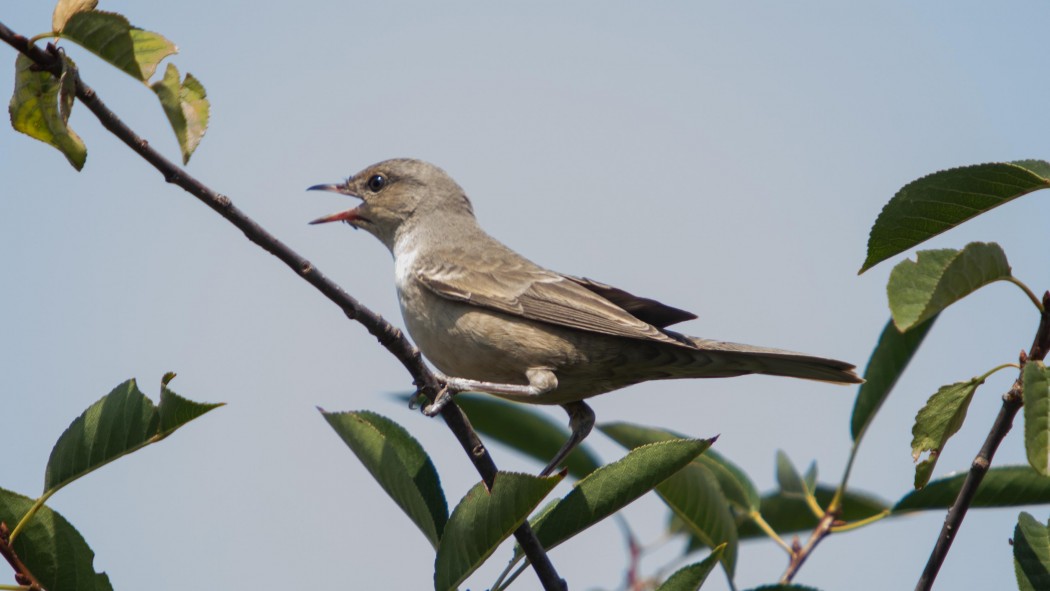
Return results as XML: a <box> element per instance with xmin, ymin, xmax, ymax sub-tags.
<box><xmin>310</xmin><ymin>159</ymin><xmax>861</xmax><ymax>475</ymax></box>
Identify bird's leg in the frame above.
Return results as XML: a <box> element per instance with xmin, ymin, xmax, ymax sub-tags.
<box><xmin>540</xmin><ymin>401</ymin><xmax>595</xmax><ymax>477</ymax></box>
<box><xmin>422</xmin><ymin>368</ymin><xmax>559</xmax><ymax>416</ymax></box>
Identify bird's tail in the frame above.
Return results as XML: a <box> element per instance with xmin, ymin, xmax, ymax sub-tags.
<box><xmin>680</xmin><ymin>336</ymin><xmax>863</xmax><ymax>385</ymax></box>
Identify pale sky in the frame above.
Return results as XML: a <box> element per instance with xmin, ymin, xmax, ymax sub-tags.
<box><xmin>3</xmin><ymin>2</ymin><xmax>1050</xmax><ymax>590</ymax></box>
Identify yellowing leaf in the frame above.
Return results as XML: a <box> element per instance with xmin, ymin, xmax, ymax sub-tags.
<box><xmin>60</xmin><ymin>11</ymin><xmax>176</xmax><ymax>82</ymax></box>
<box><xmin>8</xmin><ymin>54</ymin><xmax>86</xmax><ymax>170</ymax></box>
<box><xmin>52</xmin><ymin>0</ymin><xmax>98</xmax><ymax>33</ymax></box>
<box><xmin>151</xmin><ymin>63</ymin><xmax>210</xmax><ymax>163</ymax></box>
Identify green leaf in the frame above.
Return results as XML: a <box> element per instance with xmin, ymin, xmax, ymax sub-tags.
<box><xmin>803</xmin><ymin>462</ymin><xmax>818</xmax><ymax>492</ymax></box>
<box><xmin>737</xmin><ymin>486</ymin><xmax>888</xmax><ymax>540</ymax></box>
<box><xmin>851</xmin><ymin>316</ymin><xmax>937</xmax><ymax>441</ymax></box>
<box><xmin>1025</xmin><ymin>362</ymin><xmax>1050</xmax><ymax>476</ymax></box>
<box><xmin>456</xmin><ymin>394</ymin><xmax>602</xmax><ymax>479</ymax></box>
<box><xmin>895</xmin><ymin>466</ymin><xmax>1050</xmax><ymax>512</ymax></box>
<box><xmin>151</xmin><ymin>63</ymin><xmax>209</xmax><ymax>164</ymax></box>
<box><xmin>655</xmin><ymin>544</ymin><xmax>725</xmax><ymax>591</ymax></box>
<box><xmin>659</xmin><ymin>461</ymin><xmax>738</xmax><ymax>576</ymax></box>
<box><xmin>322</xmin><ymin>410</ymin><xmax>447</xmax><ymax>548</ymax></box>
<box><xmin>1014</xmin><ymin>512</ymin><xmax>1050</xmax><ymax>591</ymax></box>
<box><xmin>0</xmin><ymin>487</ymin><xmax>113</xmax><ymax>591</ymax></box>
<box><xmin>44</xmin><ymin>377</ymin><xmax>222</xmax><ymax>494</ymax></box>
<box><xmin>887</xmin><ymin>242</ymin><xmax>1012</xmax><ymax>332</ymax></box>
<box><xmin>599</xmin><ymin>422</ymin><xmax>760</xmax><ymax>511</ymax></box>
<box><xmin>910</xmin><ymin>377</ymin><xmax>985</xmax><ymax>488</ymax></box>
<box><xmin>60</xmin><ymin>11</ymin><xmax>176</xmax><ymax>82</ymax></box>
<box><xmin>9</xmin><ymin>53</ymin><xmax>87</xmax><ymax>170</ymax></box>
<box><xmin>527</xmin><ymin>439</ymin><xmax>713</xmax><ymax>555</ymax></box>
<box><xmin>158</xmin><ymin>383</ymin><xmax>222</xmax><ymax>433</ymax></box>
<box><xmin>434</xmin><ymin>472</ymin><xmax>562</xmax><ymax>591</ymax></box>
<box><xmin>775</xmin><ymin>450</ymin><xmax>809</xmax><ymax>497</ymax></box>
<box><xmin>860</xmin><ymin>161</ymin><xmax>1050</xmax><ymax>273</ymax></box>
<box><xmin>52</xmin><ymin>0</ymin><xmax>98</xmax><ymax>33</ymax></box>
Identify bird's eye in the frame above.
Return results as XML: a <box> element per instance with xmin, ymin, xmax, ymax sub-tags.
<box><xmin>367</xmin><ymin>174</ymin><xmax>387</xmax><ymax>192</ymax></box>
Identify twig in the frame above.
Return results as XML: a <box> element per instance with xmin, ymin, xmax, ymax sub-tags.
<box><xmin>915</xmin><ymin>291</ymin><xmax>1050</xmax><ymax>591</ymax></box>
<box><xmin>0</xmin><ymin>523</ymin><xmax>42</xmax><ymax>591</ymax></box>
<box><xmin>779</xmin><ymin>510</ymin><xmax>840</xmax><ymax>584</ymax></box>
<box><xmin>0</xmin><ymin>21</ymin><xmax>566</xmax><ymax>591</ymax></box>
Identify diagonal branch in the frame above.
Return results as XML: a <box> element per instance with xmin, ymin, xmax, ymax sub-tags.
<box><xmin>779</xmin><ymin>510</ymin><xmax>839</xmax><ymax>585</ymax></box>
<box><xmin>915</xmin><ymin>291</ymin><xmax>1050</xmax><ymax>591</ymax></box>
<box><xmin>0</xmin><ymin>523</ymin><xmax>42</xmax><ymax>591</ymax></box>
<box><xmin>0</xmin><ymin>20</ymin><xmax>565</xmax><ymax>591</ymax></box>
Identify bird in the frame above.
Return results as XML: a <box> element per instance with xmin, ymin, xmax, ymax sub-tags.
<box><xmin>309</xmin><ymin>158</ymin><xmax>862</xmax><ymax>476</ymax></box>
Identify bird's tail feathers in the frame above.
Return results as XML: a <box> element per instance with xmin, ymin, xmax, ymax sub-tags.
<box><xmin>682</xmin><ymin>336</ymin><xmax>863</xmax><ymax>385</ymax></box>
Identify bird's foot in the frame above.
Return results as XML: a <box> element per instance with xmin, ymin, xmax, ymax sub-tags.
<box><xmin>422</xmin><ymin>385</ymin><xmax>454</xmax><ymax>416</ymax></box>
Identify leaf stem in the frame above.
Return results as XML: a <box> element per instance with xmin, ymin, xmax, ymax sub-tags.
<box><xmin>6</xmin><ymin>490</ymin><xmax>55</xmax><ymax>545</ymax></box>
<box><xmin>830</xmin><ymin>441</ymin><xmax>860</xmax><ymax>514</ymax></box>
<box><xmin>831</xmin><ymin>509</ymin><xmax>890</xmax><ymax>533</ymax></box>
<box><xmin>801</xmin><ymin>488</ymin><xmax>825</xmax><ymax>520</ymax></box>
<box><xmin>1006</xmin><ymin>276</ymin><xmax>1045</xmax><ymax>313</ymax></box>
<box><xmin>748</xmin><ymin>511</ymin><xmax>794</xmax><ymax>554</ymax></box>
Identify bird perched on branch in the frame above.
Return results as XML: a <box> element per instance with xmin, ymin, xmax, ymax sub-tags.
<box><xmin>309</xmin><ymin>159</ymin><xmax>861</xmax><ymax>476</ymax></box>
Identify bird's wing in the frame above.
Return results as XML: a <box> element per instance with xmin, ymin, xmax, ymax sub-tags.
<box><xmin>562</xmin><ymin>275</ymin><xmax>697</xmax><ymax>328</ymax></box>
<box><xmin>413</xmin><ymin>245</ymin><xmax>691</xmax><ymax>346</ymax></box>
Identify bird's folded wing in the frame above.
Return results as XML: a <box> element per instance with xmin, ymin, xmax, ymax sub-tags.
<box><xmin>413</xmin><ymin>262</ymin><xmax>690</xmax><ymax>346</ymax></box>
<box><xmin>562</xmin><ymin>275</ymin><xmax>697</xmax><ymax>328</ymax></box>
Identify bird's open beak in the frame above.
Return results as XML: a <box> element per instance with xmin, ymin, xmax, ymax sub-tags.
<box><xmin>308</xmin><ymin>183</ymin><xmax>364</xmax><ymax>225</ymax></box>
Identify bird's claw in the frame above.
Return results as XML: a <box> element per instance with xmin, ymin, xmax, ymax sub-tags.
<box><xmin>422</xmin><ymin>385</ymin><xmax>454</xmax><ymax>416</ymax></box>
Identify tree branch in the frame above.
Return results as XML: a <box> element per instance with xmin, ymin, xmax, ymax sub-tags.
<box><xmin>0</xmin><ymin>20</ymin><xmax>565</xmax><ymax>591</ymax></box>
<box><xmin>915</xmin><ymin>291</ymin><xmax>1050</xmax><ymax>591</ymax></box>
<box><xmin>0</xmin><ymin>523</ymin><xmax>41</xmax><ymax>591</ymax></box>
<box><xmin>779</xmin><ymin>510</ymin><xmax>839</xmax><ymax>585</ymax></box>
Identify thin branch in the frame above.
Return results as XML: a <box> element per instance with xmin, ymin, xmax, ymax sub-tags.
<box><xmin>0</xmin><ymin>523</ymin><xmax>42</xmax><ymax>591</ymax></box>
<box><xmin>0</xmin><ymin>21</ymin><xmax>566</xmax><ymax>591</ymax></box>
<box><xmin>779</xmin><ymin>510</ymin><xmax>839</xmax><ymax>585</ymax></box>
<box><xmin>915</xmin><ymin>291</ymin><xmax>1050</xmax><ymax>591</ymax></box>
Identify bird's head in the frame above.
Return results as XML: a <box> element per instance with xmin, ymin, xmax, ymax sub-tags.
<box><xmin>308</xmin><ymin>158</ymin><xmax>475</xmax><ymax>249</ymax></box>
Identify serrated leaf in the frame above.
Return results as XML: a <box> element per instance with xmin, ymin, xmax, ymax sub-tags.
<box><xmin>887</xmin><ymin>242</ymin><xmax>1012</xmax><ymax>331</ymax></box>
<box><xmin>434</xmin><ymin>472</ymin><xmax>562</xmax><ymax>591</ymax></box>
<box><xmin>52</xmin><ymin>0</ymin><xmax>98</xmax><ymax>33</ymax></box>
<box><xmin>737</xmin><ymin>486</ymin><xmax>888</xmax><ymax>540</ymax></box>
<box><xmin>9</xmin><ymin>53</ymin><xmax>86</xmax><ymax>170</ymax></box>
<box><xmin>60</xmin><ymin>11</ymin><xmax>176</xmax><ymax>82</ymax></box>
<box><xmin>655</xmin><ymin>545</ymin><xmax>725</xmax><ymax>591</ymax></box>
<box><xmin>527</xmin><ymin>439</ymin><xmax>713</xmax><ymax>556</ymax></box>
<box><xmin>910</xmin><ymin>377</ymin><xmax>984</xmax><ymax>488</ymax></box>
<box><xmin>895</xmin><ymin>466</ymin><xmax>1050</xmax><ymax>512</ymax></box>
<box><xmin>151</xmin><ymin>63</ymin><xmax>209</xmax><ymax>163</ymax></box>
<box><xmin>0</xmin><ymin>487</ymin><xmax>113</xmax><ymax>591</ymax></box>
<box><xmin>1025</xmin><ymin>362</ymin><xmax>1050</xmax><ymax>476</ymax></box>
<box><xmin>322</xmin><ymin>410</ymin><xmax>447</xmax><ymax>548</ymax></box>
<box><xmin>44</xmin><ymin>377</ymin><xmax>221</xmax><ymax>494</ymax></box>
<box><xmin>599</xmin><ymin>422</ymin><xmax>759</xmax><ymax>511</ymax></box>
<box><xmin>158</xmin><ymin>384</ymin><xmax>223</xmax><ymax>433</ymax></box>
<box><xmin>860</xmin><ymin>161</ymin><xmax>1050</xmax><ymax>273</ymax></box>
<box><xmin>851</xmin><ymin>316</ymin><xmax>937</xmax><ymax>441</ymax></box>
<box><xmin>659</xmin><ymin>461</ymin><xmax>738</xmax><ymax>576</ymax></box>
<box><xmin>1014</xmin><ymin>512</ymin><xmax>1050</xmax><ymax>591</ymax></box>
<box><xmin>455</xmin><ymin>394</ymin><xmax>601</xmax><ymax>479</ymax></box>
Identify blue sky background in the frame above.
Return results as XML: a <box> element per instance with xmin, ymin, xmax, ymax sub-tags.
<box><xmin>3</xmin><ymin>2</ymin><xmax>1050</xmax><ymax>589</ymax></box>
